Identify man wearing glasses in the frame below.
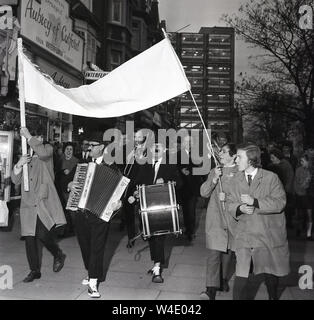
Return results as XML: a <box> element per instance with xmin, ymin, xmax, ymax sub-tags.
<box><xmin>68</xmin><ymin>132</ymin><xmax>122</xmax><ymax>298</ymax></box>
<box><xmin>75</xmin><ymin>139</ymin><xmax>92</xmax><ymax>163</ymax></box>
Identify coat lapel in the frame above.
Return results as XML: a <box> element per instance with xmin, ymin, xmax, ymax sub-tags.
<box><xmin>250</xmin><ymin>168</ymin><xmax>263</xmax><ymax>194</ymax></box>
<box><xmin>238</xmin><ymin>172</ymin><xmax>249</xmax><ymax>193</ymax></box>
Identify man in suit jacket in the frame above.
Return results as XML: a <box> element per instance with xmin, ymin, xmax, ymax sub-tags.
<box><xmin>130</xmin><ymin>141</ymin><xmax>183</xmax><ymax>283</ymax></box>
<box><xmin>226</xmin><ymin>143</ymin><xmax>290</xmax><ymax>300</ymax></box>
<box><xmin>68</xmin><ymin>132</ymin><xmax>122</xmax><ymax>298</ymax></box>
<box><xmin>75</xmin><ymin>139</ymin><xmax>92</xmax><ymax>163</ymax></box>
<box><xmin>122</xmin><ymin>129</ymin><xmax>147</xmax><ymax>247</ymax></box>
<box><xmin>177</xmin><ymin>135</ymin><xmax>203</xmax><ymax>241</ymax></box>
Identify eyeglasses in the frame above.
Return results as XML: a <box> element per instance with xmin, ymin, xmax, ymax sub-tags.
<box><xmin>88</xmin><ymin>143</ymin><xmax>102</xmax><ymax>148</ymax></box>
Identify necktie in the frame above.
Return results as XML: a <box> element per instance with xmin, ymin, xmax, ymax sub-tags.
<box><xmin>153</xmin><ymin>161</ymin><xmax>158</xmax><ymax>183</ymax></box>
<box><xmin>247</xmin><ymin>174</ymin><xmax>252</xmax><ymax>187</ymax></box>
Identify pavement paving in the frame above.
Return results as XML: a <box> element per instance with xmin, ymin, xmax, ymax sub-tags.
<box><xmin>0</xmin><ymin>201</ymin><xmax>313</xmax><ymax>300</ymax></box>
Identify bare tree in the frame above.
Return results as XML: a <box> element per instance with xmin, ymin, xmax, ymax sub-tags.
<box><xmin>237</xmin><ymin>76</ymin><xmax>296</xmax><ymax>143</ymax></box>
<box><xmin>223</xmin><ymin>0</ymin><xmax>314</xmax><ymax>146</ymax></box>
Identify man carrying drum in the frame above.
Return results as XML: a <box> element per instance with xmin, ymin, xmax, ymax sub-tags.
<box><xmin>129</xmin><ymin>140</ymin><xmax>182</xmax><ymax>283</ymax></box>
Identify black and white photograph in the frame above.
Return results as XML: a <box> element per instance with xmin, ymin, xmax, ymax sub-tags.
<box><xmin>0</xmin><ymin>0</ymin><xmax>313</xmax><ymax>308</ymax></box>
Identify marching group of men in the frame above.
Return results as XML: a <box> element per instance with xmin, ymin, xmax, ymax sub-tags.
<box><xmin>11</xmin><ymin>126</ymin><xmax>290</xmax><ymax>300</ymax></box>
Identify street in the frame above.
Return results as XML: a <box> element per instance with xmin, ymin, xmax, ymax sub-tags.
<box><xmin>0</xmin><ymin>201</ymin><xmax>313</xmax><ymax>300</ymax></box>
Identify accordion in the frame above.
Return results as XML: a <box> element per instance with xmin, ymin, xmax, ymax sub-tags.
<box><xmin>66</xmin><ymin>162</ymin><xmax>130</xmax><ymax>222</ymax></box>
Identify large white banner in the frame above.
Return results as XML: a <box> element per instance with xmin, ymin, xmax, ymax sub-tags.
<box><xmin>19</xmin><ymin>38</ymin><xmax>191</xmax><ymax>118</ymax></box>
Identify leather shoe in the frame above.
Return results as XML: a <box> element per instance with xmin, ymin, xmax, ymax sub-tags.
<box><xmin>126</xmin><ymin>240</ymin><xmax>135</xmax><ymax>248</ymax></box>
<box><xmin>23</xmin><ymin>271</ymin><xmax>41</xmax><ymax>283</ymax></box>
<box><xmin>218</xmin><ymin>279</ymin><xmax>230</xmax><ymax>292</ymax></box>
<box><xmin>53</xmin><ymin>252</ymin><xmax>66</xmax><ymax>272</ymax></box>
<box><xmin>152</xmin><ymin>274</ymin><xmax>164</xmax><ymax>283</ymax></box>
<box><xmin>150</xmin><ymin>265</ymin><xmax>164</xmax><ymax>283</ymax></box>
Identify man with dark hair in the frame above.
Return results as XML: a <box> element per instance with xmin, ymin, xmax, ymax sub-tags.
<box><xmin>269</xmin><ymin>148</ymin><xmax>295</xmax><ymax>228</ymax></box>
<box><xmin>122</xmin><ymin>128</ymin><xmax>147</xmax><ymax>247</ymax></box>
<box><xmin>11</xmin><ymin>127</ymin><xmax>67</xmax><ymax>283</ymax></box>
<box><xmin>177</xmin><ymin>134</ymin><xmax>202</xmax><ymax>241</ymax></box>
<box><xmin>68</xmin><ymin>131</ymin><xmax>122</xmax><ymax>298</ymax></box>
<box><xmin>130</xmin><ymin>141</ymin><xmax>182</xmax><ymax>283</ymax></box>
<box><xmin>200</xmin><ymin>143</ymin><xmax>237</xmax><ymax>300</ymax></box>
<box><xmin>226</xmin><ymin>143</ymin><xmax>290</xmax><ymax>300</ymax></box>
<box><xmin>75</xmin><ymin>138</ymin><xmax>92</xmax><ymax>163</ymax></box>
<box><xmin>282</xmin><ymin>142</ymin><xmax>298</xmax><ymax>171</ymax></box>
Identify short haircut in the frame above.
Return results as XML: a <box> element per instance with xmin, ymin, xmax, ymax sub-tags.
<box><xmin>269</xmin><ymin>148</ymin><xmax>284</xmax><ymax>161</ymax></box>
<box><xmin>222</xmin><ymin>143</ymin><xmax>236</xmax><ymax>157</ymax></box>
<box><xmin>237</xmin><ymin>143</ymin><xmax>262</xmax><ymax>168</ymax></box>
<box><xmin>30</xmin><ymin>125</ymin><xmax>45</xmax><ymax>137</ymax></box>
<box><xmin>62</xmin><ymin>142</ymin><xmax>75</xmax><ymax>153</ymax></box>
<box><xmin>300</xmin><ymin>153</ymin><xmax>309</xmax><ymax>162</ymax></box>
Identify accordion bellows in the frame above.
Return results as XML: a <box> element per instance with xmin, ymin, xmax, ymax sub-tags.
<box><xmin>66</xmin><ymin>163</ymin><xmax>130</xmax><ymax>222</ymax></box>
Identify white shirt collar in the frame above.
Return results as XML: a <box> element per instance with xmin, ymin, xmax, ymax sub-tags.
<box><xmin>245</xmin><ymin>167</ymin><xmax>258</xmax><ymax>181</ymax></box>
<box><xmin>93</xmin><ymin>155</ymin><xmax>103</xmax><ymax>164</ymax></box>
<box><xmin>153</xmin><ymin>157</ymin><xmax>163</xmax><ymax>166</ymax></box>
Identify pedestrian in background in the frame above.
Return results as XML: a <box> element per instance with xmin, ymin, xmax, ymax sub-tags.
<box><xmin>294</xmin><ymin>154</ymin><xmax>313</xmax><ymax>240</ymax></box>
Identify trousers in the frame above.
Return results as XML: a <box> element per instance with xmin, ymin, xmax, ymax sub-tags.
<box><xmin>74</xmin><ymin>211</ymin><xmax>110</xmax><ymax>280</ymax></box>
<box><xmin>25</xmin><ymin>216</ymin><xmax>61</xmax><ymax>272</ymax></box>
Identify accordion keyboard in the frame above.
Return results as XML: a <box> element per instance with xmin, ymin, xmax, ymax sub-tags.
<box><xmin>66</xmin><ymin>163</ymin><xmax>88</xmax><ymax>211</ymax></box>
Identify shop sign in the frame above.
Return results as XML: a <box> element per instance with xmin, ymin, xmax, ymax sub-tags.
<box><xmin>36</xmin><ymin>56</ymin><xmax>82</xmax><ymax>88</ymax></box>
<box><xmin>20</xmin><ymin>0</ymin><xmax>83</xmax><ymax>71</ymax></box>
<box><xmin>84</xmin><ymin>70</ymin><xmax>109</xmax><ymax>81</ymax></box>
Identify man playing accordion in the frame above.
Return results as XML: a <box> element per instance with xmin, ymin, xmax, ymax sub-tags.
<box><xmin>68</xmin><ymin>131</ymin><xmax>122</xmax><ymax>298</ymax></box>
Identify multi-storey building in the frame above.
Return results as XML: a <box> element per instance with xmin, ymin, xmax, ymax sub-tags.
<box><xmin>169</xmin><ymin>27</ymin><xmax>242</xmax><ymax>142</ymax></box>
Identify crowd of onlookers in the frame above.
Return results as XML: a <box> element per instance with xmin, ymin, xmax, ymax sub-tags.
<box><xmin>260</xmin><ymin>141</ymin><xmax>314</xmax><ymax>240</ymax></box>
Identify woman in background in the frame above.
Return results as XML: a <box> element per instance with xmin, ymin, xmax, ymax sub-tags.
<box><xmin>294</xmin><ymin>154</ymin><xmax>313</xmax><ymax>240</ymax></box>
<box><xmin>55</xmin><ymin>142</ymin><xmax>78</xmax><ymax>237</ymax></box>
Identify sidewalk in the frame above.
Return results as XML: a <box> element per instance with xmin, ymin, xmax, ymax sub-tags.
<box><xmin>0</xmin><ymin>203</ymin><xmax>313</xmax><ymax>300</ymax></box>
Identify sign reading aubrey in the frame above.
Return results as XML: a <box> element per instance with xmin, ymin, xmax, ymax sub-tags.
<box><xmin>20</xmin><ymin>0</ymin><xmax>83</xmax><ymax>71</ymax></box>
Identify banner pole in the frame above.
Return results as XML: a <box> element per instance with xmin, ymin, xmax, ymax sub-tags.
<box><xmin>17</xmin><ymin>38</ymin><xmax>29</xmax><ymax>192</ymax></box>
<box><xmin>189</xmin><ymin>90</ymin><xmax>225</xmax><ymax>210</ymax></box>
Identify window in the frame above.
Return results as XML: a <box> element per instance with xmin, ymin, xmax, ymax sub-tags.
<box><xmin>208</xmin><ymin>34</ymin><xmax>231</xmax><ymax>45</ymax></box>
<box><xmin>111</xmin><ymin>50</ymin><xmax>122</xmax><ymax>70</ymax></box>
<box><xmin>181</xmin><ymin>48</ymin><xmax>204</xmax><ymax>60</ymax></box>
<box><xmin>112</xmin><ymin>0</ymin><xmax>122</xmax><ymax>23</ymax></box>
<box><xmin>181</xmin><ymin>33</ymin><xmax>204</xmax><ymax>44</ymax></box>
<box><xmin>132</xmin><ymin>19</ymin><xmax>141</xmax><ymax>50</ymax></box>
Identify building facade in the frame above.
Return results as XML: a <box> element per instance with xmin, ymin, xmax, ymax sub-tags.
<box><xmin>169</xmin><ymin>27</ymin><xmax>242</xmax><ymax>143</ymax></box>
<box><xmin>0</xmin><ymin>0</ymin><xmax>86</xmax><ymax>144</ymax></box>
<box><xmin>0</xmin><ymin>0</ymin><xmax>171</xmax><ymax>145</ymax></box>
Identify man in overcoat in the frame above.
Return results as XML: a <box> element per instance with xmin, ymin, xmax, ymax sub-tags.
<box><xmin>226</xmin><ymin>143</ymin><xmax>290</xmax><ymax>300</ymax></box>
<box><xmin>11</xmin><ymin>127</ymin><xmax>67</xmax><ymax>283</ymax></box>
<box><xmin>200</xmin><ymin>143</ymin><xmax>238</xmax><ymax>300</ymax></box>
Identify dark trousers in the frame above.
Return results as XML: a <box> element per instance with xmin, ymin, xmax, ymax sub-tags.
<box><xmin>74</xmin><ymin>211</ymin><xmax>110</xmax><ymax>279</ymax></box>
<box><xmin>149</xmin><ymin>235</ymin><xmax>166</xmax><ymax>265</ymax></box>
<box><xmin>123</xmin><ymin>201</ymin><xmax>136</xmax><ymax>240</ymax></box>
<box><xmin>206</xmin><ymin>249</ymin><xmax>235</xmax><ymax>288</ymax></box>
<box><xmin>182</xmin><ymin>195</ymin><xmax>197</xmax><ymax>236</ymax></box>
<box><xmin>25</xmin><ymin>217</ymin><xmax>61</xmax><ymax>272</ymax></box>
<box><xmin>233</xmin><ymin>273</ymin><xmax>279</xmax><ymax>300</ymax></box>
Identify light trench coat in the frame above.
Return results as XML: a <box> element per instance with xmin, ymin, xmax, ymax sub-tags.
<box><xmin>200</xmin><ymin>165</ymin><xmax>239</xmax><ymax>252</ymax></box>
<box><xmin>11</xmin><ymin>137</ymin><xmax>66</xmax><ymax>236</ymax></box>
<box><xmin>226</xmin><ymin>168</ymin><xmax>290</xmax><ymax>277</ymax></box>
